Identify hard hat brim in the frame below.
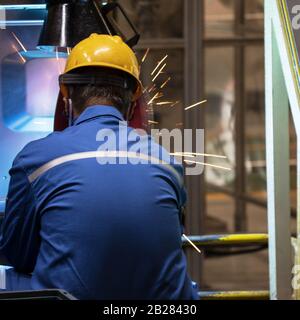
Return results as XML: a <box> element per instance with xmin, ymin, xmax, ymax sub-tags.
<box><xmin>61</xmin><ymin>63</ymin><xmax>142</xmax><ymax>101</ymax></box>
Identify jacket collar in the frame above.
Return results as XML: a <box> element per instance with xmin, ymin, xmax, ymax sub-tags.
<box><xmin>74</xmin><ymin>105</ymin><xmax>125</xmax><ymax>126</ymax></box>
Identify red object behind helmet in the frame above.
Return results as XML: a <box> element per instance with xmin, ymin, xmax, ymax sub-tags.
<box><xmin>53</xmin><ymin>92</ymin><xmax>150</xmax><ymax>132</ymax></box>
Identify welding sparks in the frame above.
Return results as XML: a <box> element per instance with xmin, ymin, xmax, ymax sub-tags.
<box><xmin>160</xmin><ymin>77</ymin><xmax>171</xmax><ymax>89</ymax></box>
<box><xmin>148</xmin><ymin>120</ymin><xmax>159</xmax><ymax>125</ymax></box>
<box><xmin>185</xmin><ymin>160</ymin><xmax>232</xmax><ymax>171</ymax></box>
<box><xmin>185</xmin><ymin>100</ymin><xmax>207</xmax><ymax>111</ymax></box>
<box><xmin>172</xmin><ymin>152</ymin><xmax>227</xmax><ymax>159</ymax></box>
<box><xmin>182</xmin><ymin>234</ymin><xmax>202</xmax><ymax>254</ymax></box>
<box><xmin>141</xmin><ymin>48</ymin><xmax>150</xmax><ymax>63</ymax></box>
<box><xmin>171</xmin><ymin>101</ymin><xmax>180</xmax><ymax>107</ymax></box>
<box><xmin>143</xmin><ymin>86</ymin><xmax>150</xmax><ymax>94</ymax></box>
<box><xmin>12</xmin><ymin>45</ymin><xmax>26</xmax><ymax>64</ymax></box>
<box><xmin>151</xmin><ymin>54</ymin><xmax>168</xmax><ymax>76</ymax></box>
<box><xmin>11</xmin><ymin>32</ymin><xmax>27</xmax><ymax>52</ymax></box>
<box><xmin>170</xmin><ymin>153</ymin><xmax>196</xmax><ymax>158</ymax></box>
<box><xmin>148</xmin><ymin>84</ymin><xmax>157</xmax><ymax>93</ymax></box>
<box><xmin>156</xmin><ymin>101</ymin><xmax>174</xmax><ymax>106</ymax></box>
<box><xmin>152</xmin><ymin>63</ymin><xmax>167</xmax><ymax>82</ymax></box>
<box><xmin>148</xmin><ymin>92</ymin><xmax>160</xmax><ymax>105</ymax></box>
<box><xmin>172</xmin><ymin>154</ymin><xmax>196</xmax><ymax>159</ymax></box>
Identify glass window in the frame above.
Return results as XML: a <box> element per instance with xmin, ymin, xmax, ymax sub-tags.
<box><xmin>205</xmin><ymin>46</ymin><xmax>235</xmax><ymax>191</ymax></box>
<box><xmin>206</xmin><ymin>192</ymin><xmax>235</xmax><ymax>233</ymax></box>
<box><xmin>244</xmin><ymin>45</ymin><xmax>266</xmax><ymax>200</ymax></box>
<box><xmin>117</xmin><ymin>0</ymin><xmax>184</xmax><ymax>39</ymax></box>
<box><xmin>244</xmin><ymin>0</ymin><xmax>264</xmax><ymax>35</ymax></box>
<box><xmin>205</xmin><ymin>0</ymin><xmax>235</xmax><ymax>38</ymax></box>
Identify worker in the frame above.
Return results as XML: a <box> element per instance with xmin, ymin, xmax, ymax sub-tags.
<box><xmin>0</xmin><ymin>34</ymin><xmax>198</xmax><ymax>300</ymax></box>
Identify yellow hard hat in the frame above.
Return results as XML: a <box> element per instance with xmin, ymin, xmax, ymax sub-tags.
<box><xmin>60</xmin><ymin>34</ymin><xmax>142</xmax><ymax>100</ymax></box>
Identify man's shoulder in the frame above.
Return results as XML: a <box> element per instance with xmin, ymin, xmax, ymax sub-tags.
<box><xmin>13</xmin><ymin>131</ymin><xmax>66</xmax><ymax>173</ymax></box>
<box><xmin>18</xmin><ymin>131</ymin><xmax>63</xmax><ymax>156</ymax></box>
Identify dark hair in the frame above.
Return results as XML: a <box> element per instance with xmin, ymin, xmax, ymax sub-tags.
<box><xmin>67</xmin><ymin>67</ymin><xmax>137</xmax><ymax>116</ymax></box>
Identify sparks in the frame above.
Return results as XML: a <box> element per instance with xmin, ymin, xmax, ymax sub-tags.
<box><xmin>148</xmin><ymin>120</ymin><xmax>159</xmax><ymax>125</ymax></box>
<box><xmin>12</xmin><ymin>45</ymin><xmax>26</xmax><ymax>64</ymax></box>
<box><xmin>184</xmin><ymin>160</ymin><xmax>231</xmax><ymax>171</ymax></box>
<box><xmin>152</xmin><ymin>63</ymin><xmax>167</xmax><ymax>82</ymax></box>
<box><xmin>160</xmin><ymin>77</ymin><xmax>171</xmax><ymax>89</ymax></box>
<box><xmin>173</xmin><ymin>152</ymin><xmax>227</xmax><ymax>159</ymax></box>
<box><xmin>11</xmin><ymin>32</ymin><xmax>27</xmax><ymax>52</ymax></box>
<box><xmin>170</xmin><ymin>153</ymin><xmax>196</xmax><ymax>159</ymax></box>
<box><xmin>143</xmin><ymin>86</ymin><xmax>150</xmax><ymax>94</ymax></box>
<box><xmin>185</xmin><ymin>100</ymin><xmax>207</xmax><ymax>111</ymax></box>
<box><xmin>148</xmin><ymin>92</ymin><xmax>160</xmax><ymax>105</ymax></box>
<box><xmin>148</xmin><ymin>84</ymin><xmax>157</xmax><ymax>93</ymax></box>
<box><xmin>141</xmin><ymin>48</ymin><xmax>150</xmax><ymax>63</ymax></box>
<box><xmin>182</xmin><ymin>234</ymin><xmax>202</xmax><ymax>254</ymax></box>
<box><xmin>171</xmin><ymin>101</ymin><xmax>180</xmax><ymax>107</ymax></box>
<box><xmin>151</xmin><ymin>54</ymin><xmax>168</xmax><ymax>76</ymax></box>
<box><xmin>156</xmin><ymin>101</ymin><xmax>174</xmax><ymax>106</ymax></box>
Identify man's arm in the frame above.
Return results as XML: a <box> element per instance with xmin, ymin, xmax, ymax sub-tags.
<box><xmin>0</xmin><ymin>159</ymin><xmax>40</xmax><ymax>274</ymax></box>
<box><xmin>174</xmin><ymin>164</ymin><xmax>200</xmax><ymax>300</ymax></box>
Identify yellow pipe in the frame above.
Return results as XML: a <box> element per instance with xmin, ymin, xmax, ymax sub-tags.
<box><xmin>182</xmin><ymin>234</ymin><xmax>268</xmax><ymax>247</ymax></box>
<box><xmin>199</xmin><ymin>291</ymin><xmax>270</xmax><ymax>301</ymax></box>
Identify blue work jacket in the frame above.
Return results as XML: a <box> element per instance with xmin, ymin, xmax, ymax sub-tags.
<box><xmin>0</xmin><ymin>105</ymin><xmax>198</xmax><ymax>300</ymax></box>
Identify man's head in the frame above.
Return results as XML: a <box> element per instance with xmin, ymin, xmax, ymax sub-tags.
<box><xmin>59</xmin><ymin>34</ymin><xmax>142</xmax><ymax>122</ymax></box>
<box><xmin>66</xmin><ymin>67</ymin><xmax>138</xmax><ymax>118</ymax></box>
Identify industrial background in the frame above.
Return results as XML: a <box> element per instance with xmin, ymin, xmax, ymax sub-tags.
<box><xmin>0</xmin><ymin>0</ymin><xmax>299</xmax><ymax>300</ymax></box>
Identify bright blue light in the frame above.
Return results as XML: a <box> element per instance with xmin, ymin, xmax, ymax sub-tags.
<box><xmin>6</xmin><ymin>114</ymin><xmax>54</xmax><ymax>133</ymax></box>
<box><xmin>22</xmin><ymin>50</ymin><xmax>68</xmax><ymax>59</ymax></box>
<box><xmin>0</xmin><ymin>5</ymin><xmax>46</xmax><ymax>10</ymax></box>
<box><xmin>0</xmin><ymin>20</ymin><xmax>44</xmax><ymax>26</ymax></box>
<box><xmin>0</xmin><ymin>4</ymin><xmax>46</xmax><ymax>27</ymax></box>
